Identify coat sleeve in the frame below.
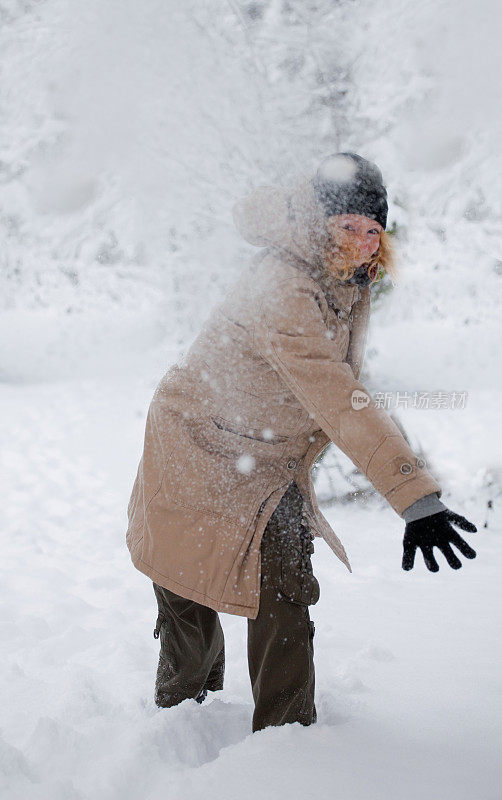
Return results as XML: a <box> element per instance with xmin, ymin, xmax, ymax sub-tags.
<box><xmin>254</xmin><ymin>277</ymin><xmax>442</xmax><ymax>517</ymax></box>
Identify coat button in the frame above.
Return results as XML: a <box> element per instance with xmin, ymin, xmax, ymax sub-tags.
<box><xmin>400</xmin><ymin>462</ymin><xmax>413</xmax><ymax>475</ymax></box>
<box><xmin>416</xmin><ymin>458</ymin><xmax>426</xmax><ymax>469</ymax></box>
<box><xmin>287</xmin><ymin>459</ymin><xmax>297</xmax><ymax>470</ymax></box>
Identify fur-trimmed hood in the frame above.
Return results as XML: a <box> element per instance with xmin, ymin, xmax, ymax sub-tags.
<box><xmin>233</xmin><ymin>176</ymin><xmax>397</xmax><ymax>289</ymax></box>
<box><xmin>233</xmin><ymin>177</ymin><xmax>328</xmax><ymax>267</ymax></box>
<box><xmin>232</xmin><ymin>177</ymin><xmax>365</xmax><ymax>311</ymax></box>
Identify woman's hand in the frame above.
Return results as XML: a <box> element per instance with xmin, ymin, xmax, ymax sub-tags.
<box><xmin>402</xmin><ymin>509</ymin><xmax>477</xmax><ymax>572</ymax></box>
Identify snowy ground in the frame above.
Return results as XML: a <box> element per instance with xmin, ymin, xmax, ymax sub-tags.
<box><xmin>1</xmin><ymin>365</ymin><xmax>500</xmax><ymax>800</ymax></box>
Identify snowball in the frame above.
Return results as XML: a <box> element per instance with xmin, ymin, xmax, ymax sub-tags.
<box><xmin>319</xmin><ymin>155</ymin><xmax>357</xmax><ymax>184</ymax></box>
<box><xmin>261</xmin><ymin>428</ymin><xmax>274</xmax><ymax>440</ymax></box>
<box><xmin>236</xmin><ymin>454</ymin><xmax>255</xmax><ymax>474</ymax></box>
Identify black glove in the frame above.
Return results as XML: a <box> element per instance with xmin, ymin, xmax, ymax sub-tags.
<box><xmin>402</xmin><ymin>509</ymin><xmax>477</xmax><ymax>572</ymax></box>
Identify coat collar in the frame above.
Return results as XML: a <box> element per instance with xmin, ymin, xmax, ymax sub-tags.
<box><xmin>269</xmin><ymin>244</ymin><xmax>362</xmax><ymax>313</ymax></box>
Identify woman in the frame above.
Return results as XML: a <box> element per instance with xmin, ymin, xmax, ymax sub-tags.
<box><xmin>126</xmin><ymin>153</ymin><xmax>477</xmax><ymax>732</ymax></box>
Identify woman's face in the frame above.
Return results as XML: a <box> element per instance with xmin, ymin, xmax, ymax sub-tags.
<box><xmin>324</xmin><ymin>213</ymin><xmax>382</xmax><ymax>267</ymax></box>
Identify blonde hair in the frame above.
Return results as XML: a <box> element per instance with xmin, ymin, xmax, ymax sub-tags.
<box><xmin>371</xmin><ymin>229</ymin><xmax>399</xmax><ymax>283</ymax></box>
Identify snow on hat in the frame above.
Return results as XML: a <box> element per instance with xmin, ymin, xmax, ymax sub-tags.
<box><xmin>312</xmin><ymin>152</ymin><xmax>388</xmax><ymax>230</ymax></box>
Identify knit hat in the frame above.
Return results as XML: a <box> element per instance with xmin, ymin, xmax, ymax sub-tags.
<box><xmin>312</xmin><ymin>152</ymin><xmax>388</xmax><ymax>230</ymax></box>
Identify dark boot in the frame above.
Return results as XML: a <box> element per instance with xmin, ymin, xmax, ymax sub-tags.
<box><xmin>247</xmin><ymin>481</ymin><xmax>319</xmax><ymax>732</ymax></box>
<box><xmin>152</xmin><ymin>583</ymin><xmax>225</xmax><ymax>707</ymax></box>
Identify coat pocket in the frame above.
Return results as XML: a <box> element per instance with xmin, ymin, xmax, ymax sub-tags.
<box><xmin>212</xmin><ymin>416</ymin><xmax>289</xmax><ymax>451</ymax></box>
<box><xmin>189</xmin><ymin>415</ymin><xmax>292</xmax><ymax>462</ymax></box>
<box><xmin>260</xmin><ymin>485</ymin><xmax>321</xmax><ymax>606</ymax></box>
<box><xmin>280</xmin><ymin>540</ymin><xmax>320</xmax><ymax>607</ymax></box>
<box><xmin>272</xmin><ymin>486</ymin><xmax>320</xmax><ymax>606</ymax></box>
<box><xmin>153</xmin><ymin>613</ymin><xmax>178</xmax><ymax>672</ymax></box>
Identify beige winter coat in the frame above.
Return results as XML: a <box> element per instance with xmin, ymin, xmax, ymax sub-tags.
<box><xmin>126</xmin><ymin>178</ymin><xmax>442</xmax><ymax>618</ymax></box>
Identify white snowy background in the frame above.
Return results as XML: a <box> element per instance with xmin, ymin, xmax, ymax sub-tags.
<box><xmin>1</xmin><ymin>0</ymin><xmax>501</xmax><ymax>798</ymax></box>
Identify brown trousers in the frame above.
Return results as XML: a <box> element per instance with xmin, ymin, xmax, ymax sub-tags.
<box><xmin>152</xmin><ymin>481</ymin><xmax>320</xmax><ymax>732</ymax></box>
